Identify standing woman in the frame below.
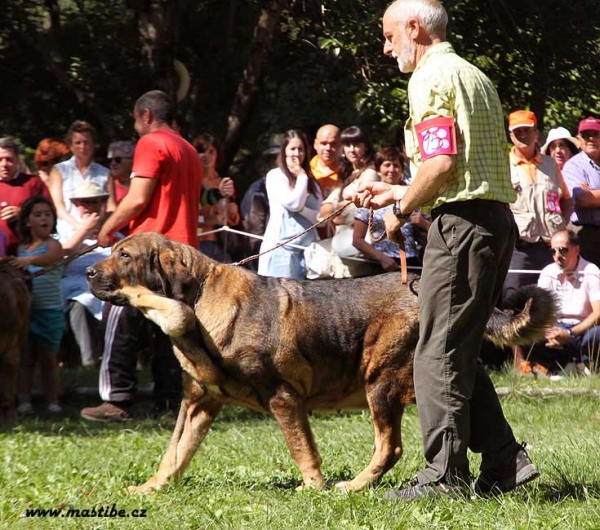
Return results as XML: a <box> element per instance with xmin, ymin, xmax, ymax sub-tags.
<box><xmin>192</xmin><ymin>133</ymin><xmax>239</xmax><ymax>262</ymax></box>
<box><xmin>47</xmin><ymin>120</ymin><xmax>111</xmax><ymax>232</ymax></box>
<box><xmin>258</xmin><ymin>129</ymin><xmax>322</xmax><ymax>279</ymax></box>
<box><xmin>34</xmin><ymin>138</ymin><xmax>71</xmax><ymax>186</ymax></box>
<box><xmin>319</xmin><ymin>125</ymin><xmax>379</xmax><ymax>256</ymax></box>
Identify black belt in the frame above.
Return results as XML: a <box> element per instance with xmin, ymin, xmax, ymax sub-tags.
<box><xmin>431</xmin><ymin>199</ymin><xmax>508</xmax><ymax>220</ymax></box>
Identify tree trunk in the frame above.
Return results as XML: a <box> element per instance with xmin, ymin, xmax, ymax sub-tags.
<box><xmin>129</xmin><ymin>0</ymin><xmax>180</xmax><ymax>98</ymax></box>
<box><xmin>223</xmin><ymin>0</ymin><xmax>286</xmax><ymax>168</ymax></box>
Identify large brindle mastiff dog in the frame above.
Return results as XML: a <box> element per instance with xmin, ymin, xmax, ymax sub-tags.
<box><xmin>86</xmin><ymin>233</ymin><xmax>555</xmax><ymax>494</ymax></box>
<box><xmin>0</xmin><ymin>260</ymin><xmax>31</xmax><ymax>421</ymax></box>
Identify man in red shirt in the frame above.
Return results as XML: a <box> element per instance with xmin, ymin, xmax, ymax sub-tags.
<box><xmin>0</xmin><ymin>137</ymin><xmax>50</xmax><ymax>255</ymax></box>
<box><xmin>82</xmin><ymin>90</ymin><xmax>204</xmax><ymax>421</ymax></box>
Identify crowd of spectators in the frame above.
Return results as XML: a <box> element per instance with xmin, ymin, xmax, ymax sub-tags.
<box><xmin>2</xmin><ymin>99</ymin><xmax>600</xmax><ymax>419</ymax></box>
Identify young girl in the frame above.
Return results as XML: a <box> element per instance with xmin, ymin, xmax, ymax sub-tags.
<box><xmin>13</xmin><ymin>196</ymin><xmax>65</xmax><ymax>414</ymax></box>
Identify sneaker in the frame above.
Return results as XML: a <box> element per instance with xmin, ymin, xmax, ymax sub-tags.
<box><xmin>532</xmin><ymin>363</ymin><xmax>549</xmax><ymax>379</ymax></box>
<box><xmin>81</xmin><ymin>402</ymin><xmax>131</xmax><ymax>422</ymax></box>
<box><xmin>515</xmin><ymin>360</ymin><xmax>533</xmax><ymax>377</ymax></box>
<box><xmin>17</xmin><ymin>402</ymin><xmax>33</xmax><ymax>415</ymax></box>
<box><xmin>47</xmin><ymin>402</ymin><xmax>62</xmax><ymax>414</ymax></box>
<box><xmin>383</xmin><ymin>481</ymin><xmax>467</xmax><ymax>502</ymax></box>
<box><xmin>474</xmin><ymin>442</ymin><xmax>539</xmax><ymax>496</ymax></box>
<box><xmin>575</xmin><ymin>362</ymin><xmax>591</xmax><ymax>377</ymax></box>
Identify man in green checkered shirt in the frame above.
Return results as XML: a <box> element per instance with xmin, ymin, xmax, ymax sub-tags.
<box><xmin>346</xmin><ymin>0</ymin><xmax>538</xmax><ymax>501</ymax></box>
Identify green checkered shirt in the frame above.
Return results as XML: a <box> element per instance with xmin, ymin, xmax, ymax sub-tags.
<box><xmin>404</xmin><ymin>42</ymin><xmax>515</xmax><ymax>213</ymax></box>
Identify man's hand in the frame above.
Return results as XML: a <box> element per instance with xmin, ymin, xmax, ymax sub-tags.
<box><xmin>544</xmin><ymin>326</ymin><xmax>569</xmax><ymax>349</ymax></box>
<box><xmin>344</xmin><ymin>182</ymin><xmax>400</xmax><ymax>209</ymax></box>
<box><xmin>97</xmin><ymin>224</ymin><xmax>117</xmax><ymax>248</ymax></box>
<box><xmin>383</xmin><ymin>209</ymin><xmax>406</xmax><ymax>245</ymax></box>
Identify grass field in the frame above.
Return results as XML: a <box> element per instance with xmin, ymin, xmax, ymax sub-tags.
<box><xmin>1</xmin><ymin>371</ymin><xmax>600</xmax><ymax>529</ymax></box>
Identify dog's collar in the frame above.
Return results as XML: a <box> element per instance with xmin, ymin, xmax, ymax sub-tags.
<box><xmin>193</xmin><ymin>264</ymin><xmax>215</xmax><ymax>311</ymax></box>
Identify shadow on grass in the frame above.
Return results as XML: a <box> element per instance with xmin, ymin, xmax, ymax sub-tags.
<box><xmin>1</xmin><ymin>400</ymin><xmax>373</xmax><ymax>438</ymax></box>
<box><xmin>537</xmin><ymin>480</ymin><xmax>600</xmax><ymax>502</ymax></box>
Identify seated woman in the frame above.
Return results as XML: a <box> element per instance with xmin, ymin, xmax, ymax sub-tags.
<box><xmin>318</xmin><ymin>126</ymin><xmax>379</xmax><ymax>256</ymax></box>
<box><xmin>258</xmin><ymin>129</ymin><xmax>322</xmax><ymax>279</ymax></box>
<box><xmin>352</xmin><ymin>146</ymin><xmax>429</xmax><ymax>272</ymax></box>
<box><xmin>192</xmin><ymin>133</ymin><xmax>239</xmax><ymax>263</ymax></box>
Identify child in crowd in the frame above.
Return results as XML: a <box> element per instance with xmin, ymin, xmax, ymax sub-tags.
<box><xmin>12</xmin><ymin>196</ymin><xmax>65</xmax><ymax>414</ymax></box>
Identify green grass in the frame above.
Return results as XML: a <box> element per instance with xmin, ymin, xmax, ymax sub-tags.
<box><xmin>2</xmin><ymin>372</ymin><xmax>600</xmax><ymax>529</ymax></box>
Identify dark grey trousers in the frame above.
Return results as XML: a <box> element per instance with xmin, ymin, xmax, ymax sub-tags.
<box><xmin>415</xmin><ymin>200</ymin><xmax>521</xmax><ymax>485</ymax></box>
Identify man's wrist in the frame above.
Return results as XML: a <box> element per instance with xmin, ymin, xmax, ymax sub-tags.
<box><xmin>393</xmin><ymin>201</ymin><xmax>411</xmax><ymax>221</ymax></box>
<box><xmin>568</xmin><ymin>328</ymin><xmax>577</xmax><ymax>339</ymax></box>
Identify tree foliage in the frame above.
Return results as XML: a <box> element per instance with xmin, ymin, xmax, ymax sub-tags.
<box><xmin>0</xmin><ymin>0</ymin><xmax>598</xmax><ymax>184</ymax></box>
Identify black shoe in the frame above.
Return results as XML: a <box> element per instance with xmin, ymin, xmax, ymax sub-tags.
<box><xmin>474</xmin><ymin>442</ymin><xmax>539</xmax><ymax>496</ymax></box>
<box><xmin>383</xmin><ymin>481</ymin><xmax>467</xmax><ymax>502</ymax></box>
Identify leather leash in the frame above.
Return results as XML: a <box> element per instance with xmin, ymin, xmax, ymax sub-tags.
<box><xmin>367</xmin><ymin>208</ymin><xmax>408</xmax><ymax>285</ymax></box>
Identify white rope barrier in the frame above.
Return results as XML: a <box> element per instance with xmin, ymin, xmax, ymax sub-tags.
<box><xmin>198</xmin><ymin>225</ymin><xmax>567</xmax><ymax>274</ymax></box>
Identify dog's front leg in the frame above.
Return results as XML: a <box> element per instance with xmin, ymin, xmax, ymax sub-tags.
<box><xmin>127</xmin><ymin>374</ymin><xmax>223</xmax><ymax>494</ymax></box>
<box><xmin>268</xmin><ymin>385</ymin><xmax>324</xmax><ymax>490</ymax></box>
<box><xmin>118</xmin><ymin>285</ymin><xmax>197</xmax><ymax>337</ymax></box>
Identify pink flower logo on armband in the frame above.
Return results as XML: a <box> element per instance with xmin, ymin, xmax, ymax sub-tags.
<box><xmin>414</xmin><ymin>117</ymin><xmax>458</xmax><ymax>161</ymax></box>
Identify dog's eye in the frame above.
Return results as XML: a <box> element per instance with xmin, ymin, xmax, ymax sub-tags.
<box><xmin>118</xmin><ymin>250</ymin><xmax>131</xmax><ymax>260</ymax></box>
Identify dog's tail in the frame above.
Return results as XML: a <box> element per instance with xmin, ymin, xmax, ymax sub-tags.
<box><xmin>484</xmin><ymin>285</ymin><xmax>557</xmax><ymax>347</ymax></box>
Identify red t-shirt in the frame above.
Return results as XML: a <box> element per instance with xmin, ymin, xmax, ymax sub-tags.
<box><xmin>130</xmin><ymin>129</ymin><xmax>203</xmax><ymax>247</ymax></box>
<box><xmin>0</xmin><ymin>172</ymin><xmax>50</xmax><ymax>253</ymax></box>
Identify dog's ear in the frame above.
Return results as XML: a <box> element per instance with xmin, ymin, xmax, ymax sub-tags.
<box><xmin>158</xmin><ymin>245</ymin><xmax>198</xmax><ymax>303</ymax></box>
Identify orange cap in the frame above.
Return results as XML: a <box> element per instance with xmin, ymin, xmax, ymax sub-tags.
<box><xmin>508</xmin><ymin>110</ymin><xmax>537</xmax><ymax>132</ymax></box>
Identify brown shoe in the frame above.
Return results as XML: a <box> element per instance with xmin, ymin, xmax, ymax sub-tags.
<box><xmin>81</xmin><ymin>402</ymin><xmax>131</xmax><ymax>422</ymax></box>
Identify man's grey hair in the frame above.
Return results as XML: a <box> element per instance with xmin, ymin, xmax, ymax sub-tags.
<box><xmin>107</xmin><ymin>140</ymin><xmax>136</xmax><ymax>158</ymax></box>
<box><xmin>0</xmin><ymin>137</ymin><xmax>20</xmax><ymax>156</ymax></box>
<box><xmin>390</xmin><ymin>0</ymin><xmax>448</xmax><ymax>40</ymax></box>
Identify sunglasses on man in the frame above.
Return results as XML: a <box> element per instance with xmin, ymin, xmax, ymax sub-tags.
<box><xmin>550</xmin><ymin>246</ymin><xmax>569</xmax><ymax>256</ymax></box>
<box><xmin>108</xmin><ymin>157</ymin><xmax>131</xmax><ymax>164</ymax></box>
<box><xmin>579</xmin><ymin>131</ymin><xmax>600</xmax><ymax>140</ymax></box>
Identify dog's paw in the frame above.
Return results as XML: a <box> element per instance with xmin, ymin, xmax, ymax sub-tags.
<box><xmin>125</xmin><ymin>483</ymin><xmax>159</xmax><ymax>495</ymax></box>
<box><xmin>295</xmin><ymin>476</ymin><xmax>325</xmax><ymax>491</ymax></box>
<box><xmin>334</xmin><ymin>479</ymin><xmax>363</xmax><ymax>493</ymax></box>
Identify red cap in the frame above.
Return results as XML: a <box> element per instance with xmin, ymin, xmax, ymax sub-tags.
<box><xmin>508</xmin><ymin>110</ymin><xmax>537</xmax><ymax>132</ymax></box>
<box><xmin>578</xmin><ymin>117</ymin><xmax>600</xmax><ymax>134</ymax></box>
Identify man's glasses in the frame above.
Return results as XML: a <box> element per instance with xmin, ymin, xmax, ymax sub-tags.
<box><xmin>108</xmin><ymin>157</ymin><xmax>131</xmax><ymax>164</ymax></box>
<box><xmin>550</xmin><ymin>246</ymin><xmax>569</xmax><ymax>256</ymax></box>
<box><xmin>579</xmin><ymin>130</ymin><xmax>600</xmax><ymax>140</ymax></box>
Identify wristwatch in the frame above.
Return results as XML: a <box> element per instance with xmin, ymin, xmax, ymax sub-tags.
<box><xmin>568</xmin><ymin>328</ymin><xmax>576</xmax><ymax>339</ymax></box>
<box><xmin>392</xmin><ymin>201</ymin><xmax>411</xmax><ymax>221</ymax></box>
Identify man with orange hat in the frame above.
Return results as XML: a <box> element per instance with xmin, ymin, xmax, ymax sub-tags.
<box><xmin>562</xmin><ymin>116</ymin><xmax>600</xmax><ymax>266</ymax></box>
<box><xmin>503</xmin><ymin>109</ymin><xmax>572</xmax><ymax>312</ymax></box>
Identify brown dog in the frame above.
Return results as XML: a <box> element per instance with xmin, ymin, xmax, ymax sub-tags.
<box><xmin>0</xmin><ymin>259</ymin><xmax>31</xmax><ymax>421</ymax></box>
<box><xmin>86</xmin><ymin>233</ymin><xmax>555</xmax><ymax>494</ymax></box>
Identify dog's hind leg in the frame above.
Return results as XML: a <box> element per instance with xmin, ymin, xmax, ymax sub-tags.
<box><xmin>268</xmin><ymin>385</ymin><xmax>325</xmax><ymax>490</ymax></box>
<box><xmin>335</xmin><ymin>374</ymin><xmax>407</xmax><ymax>492</ymax></box>
<box><xmin>127</xmin><ymin>373</ymin><xmax>223</xmax><ymax>494</ymax></box>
